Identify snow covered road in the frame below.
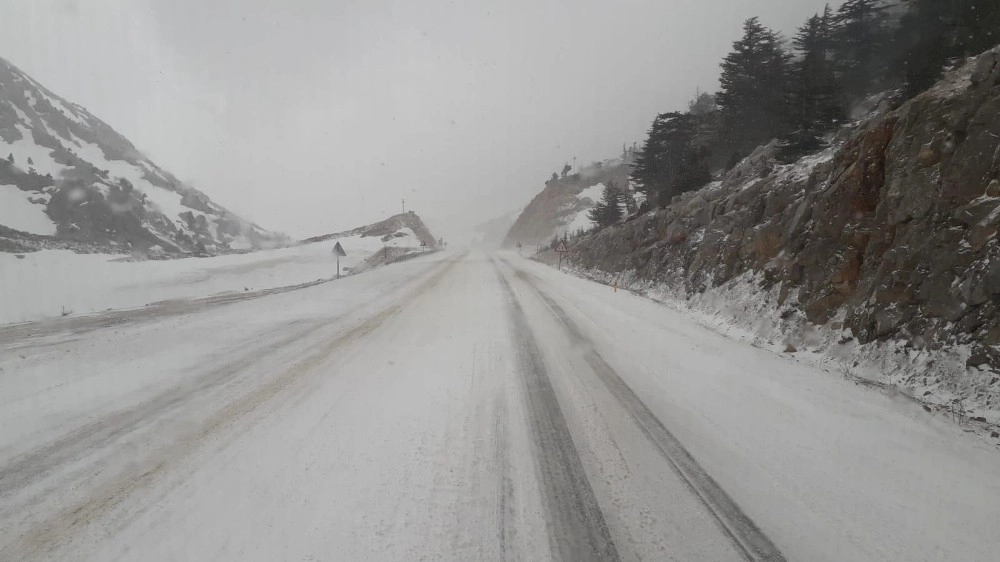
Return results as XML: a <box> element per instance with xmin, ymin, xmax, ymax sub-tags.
<box><xmin>1</xmin><ymin>251</ymin><xmax>998</xmax><ymax>561</ymax></box>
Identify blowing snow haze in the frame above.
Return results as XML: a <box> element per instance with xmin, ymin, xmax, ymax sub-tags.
<box><xmin>0</xmin><ymin>0</ymin><xmax>832</xmax><ymax>238</ymax></box>
<box><xmin>5</xmin><ymin>1</ymin><xmax>1000</xmax><ymax>561</ymax></box>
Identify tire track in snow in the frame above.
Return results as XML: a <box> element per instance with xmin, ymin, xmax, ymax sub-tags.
<box><xmin>493</xmin><ymin>399</ymin><xmax>514</xmax><ymax>558</ymax></box>
<box><xmin>492</xmin><ymin>260</ymin><xmax>620</xmax><ymax>562</ymax></box>
<box><xmin>0</xmin><ymin>277</ymin><xmax>335</xmax><ymax>347</ymax></box>
<box><xmin>0</xmin><ymin>256</ymin><xmax>462</xmax><ymax>561</ymax></box>
<box><xmin>0</xmin><ymin>319</ymin><xmax>325</xmax><ymax>500</ymax></box>
<box><xmin>510</xmin><ymin>263</ymin><xmax>786</xmax><ymax>562</ymax></box>
<box><xmin>0</xmin><ymin>252</ymin><xmax>448</xmax><ymax>347</ymax></box>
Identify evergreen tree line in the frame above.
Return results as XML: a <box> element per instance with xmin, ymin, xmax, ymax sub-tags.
<box><xmin>630</xmin><ymin>0</ymin><xmax>1000</xmax><ymax>213</ymax></box>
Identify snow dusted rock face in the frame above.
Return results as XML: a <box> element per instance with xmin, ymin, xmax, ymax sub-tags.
<box><xmin>556</xmin><ymin>46</ymin><xmax>1000</xmax><ymax>422</ymax></box>
<box><xmin>503</xmin><ymin>156</ymin><xmax>634</xmax><ymax>247</ymax></box>
<box><xmin>0</xmin><ymin>57</ymin><xmax>284</xmax><ymax>256</ymax></box>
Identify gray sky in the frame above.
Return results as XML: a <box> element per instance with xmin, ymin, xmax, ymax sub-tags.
<box><xmin>1</xmin><ymin>0</ymin><xmax>832</xmax><ymax>238</ymax></box>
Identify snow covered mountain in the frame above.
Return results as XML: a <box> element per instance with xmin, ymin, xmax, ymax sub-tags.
<box><xmin>0</xmin><ymin>57</ymin><xmax>284</xmax><ymax>256</ymax></box>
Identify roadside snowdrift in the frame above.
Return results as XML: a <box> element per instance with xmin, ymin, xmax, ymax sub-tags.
<box><xmin>1</xmin><ymin>222</ymin><xmax>430</xmax><ymax>325</ymax></box>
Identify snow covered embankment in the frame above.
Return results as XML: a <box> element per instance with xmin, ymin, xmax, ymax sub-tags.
<box><xmin>545</xmin><ymin>48</ymin><xmax>1000</xmax><ymax>435</ymax></box>
<box><xmin>0</xmin><ymin>227</ymin><xmax>428</xmax><ymax>325</ymax></box>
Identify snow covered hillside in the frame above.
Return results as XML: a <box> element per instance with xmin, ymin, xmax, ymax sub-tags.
<box><xmin>503</xmin><ymin>154</ymin><xmax>636</xmax><ymax>247</ymax></box>
<box><xmin>0</xmin><ymin>57</ymin><xmax>284</xmax><ymax>256</ymax></box>
<box><xmin>1</xmin><ymin>216</ymin><xmax>436</xmax><ymax>325</ymax></box>
<box><xmin>303</xmin><ymin>211</ymin><xmax>437</xmax><ymax>247</ymax></box>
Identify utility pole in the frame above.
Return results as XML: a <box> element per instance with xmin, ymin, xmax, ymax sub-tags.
<box><xmin>573</xmin><ymin>156</ymin><xmax>577</xmax><ymax>173</ymax></box>
<box><xmin>402</xmin><ymin>198</ymin><xmax>405</xmax><ymax>213</ymax></box>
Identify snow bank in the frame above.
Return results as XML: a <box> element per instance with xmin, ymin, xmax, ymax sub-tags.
<box><xmin>553</xmin><ymin>261</ymin><xmax>1000</xmax><ymax>433</ymax></box>
<box><xmin>0</xmin><ymin>232</ymin><xmax>420</xmax><ymax>325</ymax></box>
<box><xmin>0</xmin><ymin>184</ymin><xmax>58</xmax><ymax>235</ymax></box>
<box><xmin>518</xmin><ymin>254</ymin><xmax>1000</xmax><ymax>562</ymax></box>
<box><xmin>576</xmin><ymin>182</ymin><xmax>605</xmax><ymax>202</ymax></box>
<box><xmin>4</xmin><ymin>126</ymin><xmax>66</xmax><ymax>177</ymax></box>
<box><xmin>562</xmin><ymin>207</ymin><xmax>594</xmax><ymax>234</ymax></box>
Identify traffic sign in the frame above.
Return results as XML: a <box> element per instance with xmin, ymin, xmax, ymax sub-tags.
<box><xmin>333</xmin><ymin>241</ymin><xmax>347</xmax><ymax>279</ymax></box>
<box><xmin>555</xmin><ymin>240</ymin><xmax>569</xmax><ymax>271</ymax></box>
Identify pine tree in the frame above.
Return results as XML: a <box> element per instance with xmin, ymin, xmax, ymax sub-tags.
<box><xmin>688</xmin><ymin>90</ymin><xmax>717</xmax><ymax>117</ymax></box>
<box><xmin>831</xmin><ymin>0</ymin><xmax>890</xmax><ymax>101</ymax></box>
<box><xmin>6</xmin><ymin>153</ymin><xmax>13</xmax><ymax>164</ymax></box>
<box><xmin>892</xmin><ymin>0</ymin><xmax>1000</xmax><ymax>97</ymax></box>
<box><xmin>588</xmin><ymin>182</ymin><xmax>625</xmax><ymax>229</ymax></box>
<box><xmin>717</xmin><ymin>18</ymin><xmax>793</xmax><ymax>160</ymax></box>
<box><xmin>631</xmin><ymin>112</ymin><xmax>699</xmax><ymax>206</ymax></box>
<box><xmin>673</xmin><ymin>145</ymin><xmax>712</xmax><ymax>198</ymax></box>
<box><xmin>27</xmin><ymin>157</ymin><xmax>33</xmax><ymax>166</ymax></box>
<box><xmin>784</xmin><ymin>7</ymin><xmax>844</xmax><ymax>158</ymax></box>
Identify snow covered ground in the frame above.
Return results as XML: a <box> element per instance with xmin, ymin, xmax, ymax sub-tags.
<box><xmin>514</xmin><ymin>255</ymin><xmax>1000</xmax><ymax>561</ymax></box>
<box><xmin>576</xmin><ymin>182</ymin><xmax>605</xmax><ymax>203</ymax></box>
<box><xmin>0</xmin><ymin>184</ymin><xmax>57</xmax><ymax>236</ymax></box>
<box><xmin>557</xmin><ymin>182</ymin><xmax>604</xmax><ymax>235</ymax></box>
<box><xmin>0</xmin><ymin>228</ymin><xmax>426</xmax><ymax>325</ymax></box>
<box><xmin>1</xmin><ymin>251</ymin><xmax>998</xmax><ymax>561</ymax></box>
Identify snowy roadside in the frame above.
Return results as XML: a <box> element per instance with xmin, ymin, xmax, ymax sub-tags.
<box><xmin>0</xmin><ymin>230</ymin><xmax>431</xmax><ymax>326</ymax></box>
<box><xmin>532</xmin><ymin>253</ymin><xmax>1000</xmax><ymax>445</ymax></box>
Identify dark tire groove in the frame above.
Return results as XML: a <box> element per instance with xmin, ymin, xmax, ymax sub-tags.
<box><xmin>492</xmin><ymin>260</ymin><xmax>620</xmax><ymax>562</ymax></box>
<box><xmin>513</xmin><ymin>263</ymin><xmax>786</xmax><ymax>562</ymax></box>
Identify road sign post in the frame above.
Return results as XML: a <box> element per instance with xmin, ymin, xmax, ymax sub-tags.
<box><xmin>333</xmin><ymin>241</ymin><xmax>347</xmax><ymax>278</ymax></box>
<box><xmin>554</xmin><ymin>240</ymin><xmax>568</xmax><ymax>271</ymax></box>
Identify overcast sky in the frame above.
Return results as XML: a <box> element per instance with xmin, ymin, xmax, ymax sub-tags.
<box><xmin>1</xmin><ymin>0</ymin><xmax>832</xmax><ymax>238</ymax></box>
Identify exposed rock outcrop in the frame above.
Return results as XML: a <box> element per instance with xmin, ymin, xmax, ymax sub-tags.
<box><xmin>552</xmin><ymin>47</ymin><xmax>1000</xmax><ymax>423</ymax></box>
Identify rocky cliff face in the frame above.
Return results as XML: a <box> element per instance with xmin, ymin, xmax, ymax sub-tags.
<box><xmin>553</xmin><ymin>47</ymin><xmax>1000</xmax><ymax>425</ymax></box>
<box><xmin>0</xmin><ymin>57</ymin><xmax>284</xmax><ymax>256</ymax></box>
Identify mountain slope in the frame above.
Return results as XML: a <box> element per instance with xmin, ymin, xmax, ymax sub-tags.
<box><xmin>503</xmin><ymin>155</ymin><xmax>634</xmax><ymax>247</ymax></box>
<box><xmin>303</xmin><ymin>211</ymin><xmax>437</xmax><ymax>248</ymax></box>
<box><xmin>542</xmin><ymin>46</ymin><xmax>1000</xmax><ymax>427</ymax></box>
<box><xmin>0</xmin><ymin>57</ymin><xmax>284</xmax><ymax>256</ymax></box>
<box><xmin>301</xmin><ymin>211</ymin><xmax>439</xmax><ymax>267</ymax></box>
